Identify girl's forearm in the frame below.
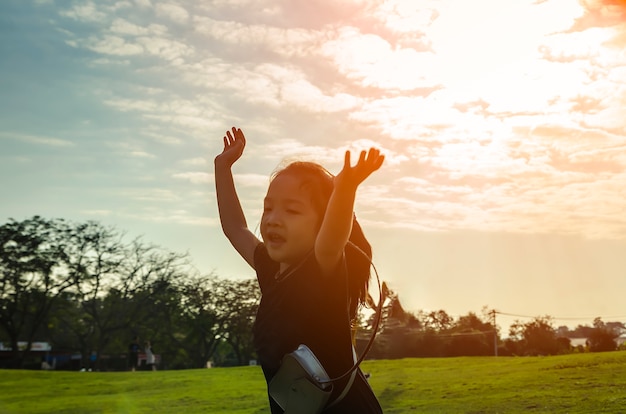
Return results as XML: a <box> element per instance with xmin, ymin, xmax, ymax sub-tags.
<box><xmin>315</xmin><ymin>185</ymin><xmax>357</xmax><ymax>272</ymax></box>
<box><xmin>215</xmin><ymin>162</ymin><xmax>249</xmax><ymax>239</ymax></box>
<box><xmin>214</xmin><ymin>161</ymin><xmax>259</xmax><ymax>268</ymax></box>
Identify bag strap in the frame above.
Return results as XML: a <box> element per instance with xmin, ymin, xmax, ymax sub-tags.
<box><xmin>325</xmin><ymin>347</ymin><xmax>357</xmax><ymax>409</ymax></box>
<box><xmin>319</xmin><ymin>240</ymin><xmax>383</xmax><ymax>385</ymax></box>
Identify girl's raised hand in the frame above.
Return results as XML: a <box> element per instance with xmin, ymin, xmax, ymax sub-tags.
<box><xmin>335</xmin><ymin>148</ymin><xmax>384</xmax><ymax>188</ymax></box>
<box><xmin>215</xmin><ymin>127</ymin><xmax>246</xmax><ymax>167</ymax></box>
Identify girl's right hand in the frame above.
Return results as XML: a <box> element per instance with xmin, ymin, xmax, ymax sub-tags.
<box><xmin>334</xmin><ymin>148</ymin><xmax>384</xmax><ymax>190</ymax></box>
<box><xmin>215</xmin><ymin>127</ymin><xmax>246</xmax><ymax>167</ymax></box>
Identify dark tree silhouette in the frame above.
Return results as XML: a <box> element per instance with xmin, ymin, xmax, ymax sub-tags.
<box><xmin>0</xmin><ymin>217</ymin><xmax>78</xmax><ymax>367</ymax></box>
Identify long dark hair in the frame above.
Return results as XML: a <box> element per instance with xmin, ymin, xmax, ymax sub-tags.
<box><xmin>272</xmin><ymin>161</ymin><xmax>372</xmax><ymax>320</ymax></box>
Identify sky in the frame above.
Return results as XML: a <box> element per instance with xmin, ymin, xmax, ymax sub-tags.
<box><xmin>1</xmin><ymin>0</ymin><xmax>625</xmax><ymax>331</ymax></box>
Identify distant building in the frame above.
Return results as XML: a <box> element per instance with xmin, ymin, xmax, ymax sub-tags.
<box><xmin>569</xmin><ymin>338</ymin><xmax>588</xmax><ymax>348</ymax></box>
<box><xmin>0</xmin><ymin>342</ymin><xmax>52</xmax><ymax>351</ymax></box>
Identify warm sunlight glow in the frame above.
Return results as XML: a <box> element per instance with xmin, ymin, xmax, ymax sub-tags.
<box><xmin>2</xmin><ymin>0</ymin><xmax>626</xmax><ymax>320</ymax></box>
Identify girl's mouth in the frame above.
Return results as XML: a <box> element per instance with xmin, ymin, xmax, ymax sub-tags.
<box><xmin>266</xmin><ymin>232</ymin><xmax>286</xmax><ymax>246</ymax></box>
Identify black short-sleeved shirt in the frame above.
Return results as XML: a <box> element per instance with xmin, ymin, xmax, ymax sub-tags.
<box><xmin>253</xmin><ymin>243</ymin><xmax>384</xmax><ymax>413</ymax></box>
<box><xmin>252</xmin><ymin>243</ymin><xmax>353</xmax><ymax>390</ymax></box>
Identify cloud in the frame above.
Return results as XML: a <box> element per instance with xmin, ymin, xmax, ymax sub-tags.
<box><xmin>134</xmin><ymin>0</ymin><xmax>152</xmax><ymax>8</ymax></box>
<box><xmin>73</xmin><ymin>32</ymin><xmax>192</xmax><ymax>63</ymax></box>
<box><xmin>98</xmin><ymin>99</ymin><xmax>219</xmax><ymax>145</ymax></box>
<box><xmin>180</xmin><ymin>157</ymin><xmax>208</xmax><ymax>166</ymax></box>
<box><xmin>136</xmin><ymin>35</ymin><xmax>194</xmax><ymax>64</ymax></box>
<box><xmin>80</xmin><ymin>209</ymin><xmax>113</xmax><ymax>217</ymax></box>
<box><xmin>142</xmin><ymin>130</ymin><xmax>183</xmax><ymax>145</ymax></box>
<box><xmin>540</xmin><ymin>28</ymin><xmax>614</xmax><ymax>63</ymax></box>
<box><xmin>59</xmin><ymin>2</ymin><xmax>107</xmax><ymax>22</ymax></box>
<box><xmin>0</xmin><ymin>132</ymin><xmax>75</xmax><ymax>147</ymax></box>
<box><xmin>172</xmin><ymin>172</ymin><xmax>268</xmax><ymax>189</ymax></box>
<box><xmin>173</xmin><ymin>172</ymin><xmax>212</xmax><ymax>184</ymax></box>
<box><xmin>104</xmin><ymin>98</ymin><xmax>159</xmax><ymax>112</ymax></box>
<box><xmin>574</xmin><ymin>0</ymin><xmax>626</xmax><ymax>31</ymax></box>
<box><xmin>155</xmin><ymin>3</ymin><xmax>190</xmax><ymax>24</ymax></box>
<box><xmin>111</xmin><ymin>1</ymin><xmax>133</xmax><ymax>12</ymax></box>
<box><xmin>124</xmin><ymin>208</ymin><xmax>219</xmax><ymax>226</ymax></box>
<box><xmin>77</xmin><ymin>35</ymin><xmax>145</xmax><ymax>56</ymax></box>
<box><xmin>110</xmin><ymin>18</ymin><xmax>152</xmax><ymax>36</ymax></box>
<box><xmin>235</xmin><ymin>174</ymin><xmax>269</xmax><ymax>188</ymax></box>
<box><xmin>193</xmin><ymin>15</ymin><xmax>322</xmax><ymax>58</ymax></box>
<box><xmin>127</xmin><ymin>188</ymin><xmax>180</xmax><ymax>202</ymax></box>
<box><xmin>320</xmin><ymin>27</ymin><xmax>438</xmax><ymax>91</ymax></box>
<box><xmin>105</xmin><ymin>141</ymin><xmax>156</xmax><ymax>159</ymax></box>
<box><xmin>41</xmin><ymin>0</ymin><xmax>626</xmax><ymax>242</ymax></box>
<box><xmin>372</xmin><ymin>0</ymin><xmax>439</xmax><ymax>35</ymax></box>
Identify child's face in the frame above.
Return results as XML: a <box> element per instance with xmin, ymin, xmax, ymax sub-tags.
<box><xmin>261</xmin><ymin>173</ymin><xmax>320</xmax><ymax>268</ymax></box>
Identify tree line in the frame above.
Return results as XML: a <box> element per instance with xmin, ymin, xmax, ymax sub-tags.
<box><xmin>370</xmin><ymin>295</ymin><xmax>624</xmax><ymax>359</ymax></box>
<box><xmin>1</xmin><ymin>217</ymin><xmax>623</xmax><ymax>370</ymax></box>
<box><xmin>0</xmin><ymin>216</ymin><xmax>259</xmax><ymax>370</ymax></box>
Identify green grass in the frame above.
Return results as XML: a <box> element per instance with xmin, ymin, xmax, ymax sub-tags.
<box><xmin>1</xmin><ymin>351</ymin><xmax>625</xmax><ymax>413</ymax></box>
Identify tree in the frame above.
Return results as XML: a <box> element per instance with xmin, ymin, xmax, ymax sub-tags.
<box><xmin>587</xmin><ymin>317</ymin><xmax>618</xmax><ymax>352</ymax></box>
<box><xmin>0</xmin><ymin>217</ymin><xmax>79</xmax><ymax>367</ymax></box>
<box><xmin>219</xmin><ymin>278</ymin><xmax>259</xmax><ymax>365</ymax></box>
<box><xmin>0</xmin><ymin>217</ymin><xmax>191</xmax><ymax>369</ymax></box>
<box><xmin>509</xmin><ymin>316</ymin><xmax>559</xmax><ymax>356</ymax></box>
<box><xmin>570</xmin><ymin>324</ymin><xmax>594</xmax><ymax>338</ymax></box>
<box><xmin>63</xmin><ymin>222</ymin><xmax>189</xmax><ymax>369</ymax></box>
<box><xmin>422</xmin><ymin>310</ymin><xmax>454</xmax><ymax>332</ymax></box>
<box><xmin>366</xmin><ymin>282</ymin><xmax>423</xmax><ymax>359</ymax></box>
<box><xmin>175</xmin><ymin>274</ymin><xmax>235</xmax><ymax>368</ymax></box>
<box><xmin>55</xmin><ymin>220</ymin><xmax>127</xmax><ymax>369</ymax></box>
<box><xmin>446</xmin><ymin>312</ymin><xmax>495</xmax><ymax>356</ymax></box>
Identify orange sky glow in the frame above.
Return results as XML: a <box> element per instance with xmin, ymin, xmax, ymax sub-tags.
<box><xmin>1</xmin><ymin>0</ymin><xmax>625</xmax><ymax>330</ymax></box>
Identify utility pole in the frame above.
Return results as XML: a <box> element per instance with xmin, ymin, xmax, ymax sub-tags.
<box><xmin>491</xmin><ymin>309</ymin><xmax>498</xmax><ymax>357</ymax></box>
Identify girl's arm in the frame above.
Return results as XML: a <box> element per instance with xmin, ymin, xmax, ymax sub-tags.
<box><xmin>215</xmin><ymin>127</ymin><xmax>260</xmax><ymax>269</ymax></box>
<box><xmin>314</xmin><ymin>148</ymin><xmax>384</xmax><ymax>275</ymax></box>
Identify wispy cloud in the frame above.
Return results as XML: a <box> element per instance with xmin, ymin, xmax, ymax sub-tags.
<box><xmin>9</xmin><ymin>0</ymin><xmax>626</xmax><ymax>243</ymax></box>
<box><xmin>59</xmin><ymin>1</ymin><xmax>107</xmax><ymax>22</ymax></box>
<box><xmin>0</xmin><ymin>132</ymin><xmax>75</xmax><ymax>147</ymax></box>
<box><xmin>173</xmin><ymin>172</ymin><xmax>212</xmax><ymax>184</ymax></box>
<box><xmin>155</xmin><ymin>3</ymin><xmax>190</xmax><ymax>24</ymax></box>
<box><xmin>180</xmin><ymin>157</ymin><xmax>208</xmax><ymax>166</ymax></box>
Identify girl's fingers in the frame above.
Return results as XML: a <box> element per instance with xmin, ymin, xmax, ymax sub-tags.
<box><xmin>223</xmin><ymin>127</ymin><xmax>246</xmax><ymax>149</ymax></box>
<box><xmin>366</xmin><ymin>148</ymin><xmax>380</xmax><ymax>164</ymax></box>
<box><xmin>344</xmin><ymin>150</ymin><xmax>351</xmax><ymax>169</ymax></box>
<box><xmin>338</xmin><ymin>147</ymin><xmax>383</xmax><ymax>182</ymax></box>
<box><xmin>372</xmin><ymin>156</ymin><xmax>384</xmax><ymax>172</ymax></box>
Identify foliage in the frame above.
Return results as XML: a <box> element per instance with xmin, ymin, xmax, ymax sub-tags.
<box><xmin>0</xmin><ymin>216</ymin><xmax>259</xmax><ymax>370</ymax></box>
<box><xmin>369</xmin><ymin>286</ymin><xmax>497</xmax><ymax>358</ymax></box>
<box><xmin>587</xmin><ymin>318</ymin><xmax>619</xmax><ymax>352</ymax></box>
<box><xmin>173</xmin><ymin>274</ymin><xmax>259</xmax><ymax>368</ymax></box>
<box><xmin>507</xmin><ymin>316</ymin><xmax>564</xmax><ymax>356</ymax></box>
<box><xmin>0</xmin><ymin>217</ymin><xmax>77</xmax><ymax>367</ymax></box>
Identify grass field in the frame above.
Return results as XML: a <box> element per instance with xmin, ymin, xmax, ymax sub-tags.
<box><xmin>1</xmin><ymin>351</ymin><xmax>625</xmax><ymax>413</ymax></box>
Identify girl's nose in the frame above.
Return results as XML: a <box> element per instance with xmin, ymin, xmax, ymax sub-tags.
<box><xmin>264</xmin><ymin>210</ymin><xmax>281</xmax><ymax>226</ymax></box>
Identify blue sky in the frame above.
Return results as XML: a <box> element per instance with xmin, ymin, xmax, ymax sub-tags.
<box><xmin>1</xmin><ymin>0</ymin><xmax>626</xmax><ymax>329</ymax></box>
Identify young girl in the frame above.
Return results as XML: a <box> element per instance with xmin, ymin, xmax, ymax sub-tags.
<box><xmin>215</xmin><ymin>127</ymin><xmax>384</xmax><ymax>413</ymax></box>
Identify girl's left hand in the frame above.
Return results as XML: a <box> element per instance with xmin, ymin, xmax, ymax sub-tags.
<box><xmin>335</xmin><ymin>148</ymin><xmax>384</xmax><ymax>188</ymax></box>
